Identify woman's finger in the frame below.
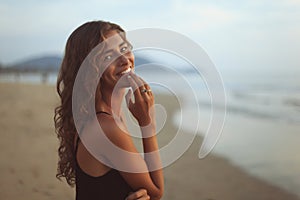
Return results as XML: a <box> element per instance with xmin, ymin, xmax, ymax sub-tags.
<box><xmin>130</xmin><ymin>73</ymin><xmax>153</xmax><ymax>96</ymax></box>
<box><xmin>127</xmin><ymin>75</ymin><xmax>142</xmax><ymax>100</ymax></box>
<box><xmin>125</xmin><ymin>89</ymin><xmax>133</xmax><ymax>109</ymax></box>
<box><xmin>129</xmin><ymin>72</ymin><xmax>145</xmax><ymax>89</ymax></box>
<box><xmin>129</xmin><ymin>72</ymin><xmax>150</xmax><ymax>96</ymax></box>
<box><xmin>136</xmin><ymin>75</ymin><xmax>151</xmax><ymax>90</ymax></box>
<box><xmin>137</xmin><ymin>76</ymin><xmax>149</xmax><ymax>89</ymax></box>
<box><xmin>134</xmin><ymin>74</ymin><xmax>153</xmax><ymax>96</ymax></box>
<box><xmin>125</xmin><ymin>189</ymin><xmax>148</xmax><ymax>200</ymax></box>
<box><xmin>136</xmin><ymin>195</ymin><xmax>150</xmax><ymax>200</ymax></box>
<box><xmin>127</xmin><ymin>73</ymin><xmax>153</xmax><ymax>101</ymax></box>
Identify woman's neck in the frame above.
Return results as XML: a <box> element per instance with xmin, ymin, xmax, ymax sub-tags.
<box><xmin>97</xmin><ymin>87</ymin><xmax>125</xmax><ymax>118</ymax></box>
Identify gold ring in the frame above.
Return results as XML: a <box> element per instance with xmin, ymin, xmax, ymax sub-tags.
<box><xmin>140</xmin><ymin>89</ymin><xmax>147</xmax><ymax>93</ymax></box>
<box><xmin>141</xmin><ymin>89</ymin><xmax>151</xmax><ymax>93</ymax></box>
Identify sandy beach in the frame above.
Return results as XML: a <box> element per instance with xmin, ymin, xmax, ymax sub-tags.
<box><xmin>0</xmin><ymin>82</ymin><xmax>299</xmax><ymax>200</ymax></box>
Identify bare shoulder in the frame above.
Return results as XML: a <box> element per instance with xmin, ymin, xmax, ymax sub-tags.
<box><xmin>96</xmin><ymin>112</ymin><xmax>138</xmax><ymax>153</ymax></box>
<box><xmin>96</xmin><ymin>113</ymin><xmax>120</xmax><ymax>134</ymax></box>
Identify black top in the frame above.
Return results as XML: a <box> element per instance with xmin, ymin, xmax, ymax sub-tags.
<box><xmin>75</xmin><ymin>111</ymin><xmax>133</xmax><ymax>200</ymax></box>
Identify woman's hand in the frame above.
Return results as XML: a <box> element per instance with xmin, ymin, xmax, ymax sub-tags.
<box><xmin>125</xmin><ymin>73</ymin><xmax>155</xmax><ymax>127</ymax></box>
<box><xmin>126</xmin><ymin>189</ymin><xmax>150</xmax><ymax>200</ymax></box>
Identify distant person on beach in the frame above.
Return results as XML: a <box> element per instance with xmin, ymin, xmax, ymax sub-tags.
<box><xmin>54</xmin><ymin>20</ymin><xmax>164</xmax><ymax>200</ymax></box>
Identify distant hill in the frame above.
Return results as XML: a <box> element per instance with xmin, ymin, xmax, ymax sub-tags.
<box><xmin>1</xmin><ymin>53</ymin><xmax>196</xmax><ymax>74</ymax></box>
<box><xmin>9</xmin><ymin>55</ymin><xmax>62</xmax><ymax>72</ymax></box>
<box><xmin>1</xmin><ymin>54</ymin><xmax>152</xmax><ymax>73</ymax></box>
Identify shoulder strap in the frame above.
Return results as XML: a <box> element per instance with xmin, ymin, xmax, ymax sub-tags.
<box><xmin>96</xmin><ymin>111</ymin><xmax>111</xmax><ymax>116</ymax></box>
<box><xmin>75</xmin><ymin>136</ymin><xmax>80</xmax><ymax>153</ymax></box>
<box><xmin>75</xmin><ymin>111</ymin><xmax>111</xmax><ymax>154</ymax></box>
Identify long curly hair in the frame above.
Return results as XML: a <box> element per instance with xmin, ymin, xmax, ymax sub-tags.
<box><xmin>54</xmin><ymin>20</ymin><xmax>124</xmax><ymax>186</ymax></box>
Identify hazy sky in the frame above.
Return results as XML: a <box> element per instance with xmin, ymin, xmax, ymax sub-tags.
<box><xmin>1</xmin><ymin>0</ymin><xmax>299</xmax><ymax>72</ymax></box>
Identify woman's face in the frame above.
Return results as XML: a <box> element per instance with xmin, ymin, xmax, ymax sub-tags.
<box><xmin>99</xmin><ymin>30</ymin><xmax>134</xmax><ymax>90</ymax></box>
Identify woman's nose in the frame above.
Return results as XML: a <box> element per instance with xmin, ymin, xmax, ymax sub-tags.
<box><xmin>116</xmin><ymin>54</ymin><xmax>129</xmax><ymax>67</ymax></box>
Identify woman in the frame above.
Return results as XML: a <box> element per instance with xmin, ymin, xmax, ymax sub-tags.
<box><xmin>54</xmin><ymin>20</ymin><xmax>164</xmax><ymax>200</ymax></box>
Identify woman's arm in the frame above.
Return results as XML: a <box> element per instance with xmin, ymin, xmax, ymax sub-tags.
<box><xmin>97</xmin><ymin>73</ymin><xmax>164</xmax><ymax>200</ymax></box>
<box><xmin>126</xmin><ymin>189</ymin><xmax>150</xmax><ymax>200</ymax></box>
<box><xmin>97</xmin><ymin>112</ymin><xmax>163</xmax><ymax>200</ymax></box>
<box><xmin>140</xmin><ymin>126</ymin><xmax>164</xmax><ymax>200</ymax></box>
<box><xmin>126</xmin><ymin>72</ymin><xmax>164</xmax><ymax>199</ymax></box>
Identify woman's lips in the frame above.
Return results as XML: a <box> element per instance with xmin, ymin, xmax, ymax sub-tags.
<box><xmin>117</xmin><ymin>67</ymin><xmax>132</xmax><ymax>76</ymax></box>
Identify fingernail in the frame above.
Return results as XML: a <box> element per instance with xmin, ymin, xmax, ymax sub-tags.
<box><xmin>128</xmin><ymin>75</ymin><xmax>131</xmax><ymax>78</ymax></box>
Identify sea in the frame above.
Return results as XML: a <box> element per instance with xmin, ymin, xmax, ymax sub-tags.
<box><xmin>1</xmin><ymin>64</ymin><xmax>299</xmax><ymax>197</ymax></box>
<box><xmin>137</xmin><ymin>64</ymin><xmax>300</xmax><ymax>197</ymax></box>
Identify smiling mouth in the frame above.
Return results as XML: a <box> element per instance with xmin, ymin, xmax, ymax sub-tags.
<box><xmin>118</xmin><ymin>67</ymin><xmax>132</xmax><ymax>76</ymax></box>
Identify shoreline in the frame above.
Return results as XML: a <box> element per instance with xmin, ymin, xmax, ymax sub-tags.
<box><xmin>0</xmin><ymin>82</ymin><xmax>299</xmax><ymax>200</ymax></box>
<box><xmin>172</xmin><ymin>97</ymin><xmax>300</xmax><ymax>198</ymax></box>
<box><xmin>155</xmin><ymin>92</ymin><xmax>300</xmax><ymax>200</ymax></box>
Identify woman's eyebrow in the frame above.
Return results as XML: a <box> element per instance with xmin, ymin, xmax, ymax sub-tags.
<box><xmin>119</xmin><ymin>41</ymin><xmax>126</xmax><ymax>47</ymax></box>
<box><xmin>103</xmin><ymin>41</ymin><xmax>127</xmax><ymax>54</ymax></box>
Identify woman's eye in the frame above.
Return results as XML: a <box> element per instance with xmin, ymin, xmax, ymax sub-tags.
<box><xmin>120</xmin><ymin>46</ymin><xmax>128</xmax><ymax>53</ymax></box>
<box><xmin>104</xmin><ymin>55</ymin><xmax>112</xmax><ymax>61</ymax></box>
